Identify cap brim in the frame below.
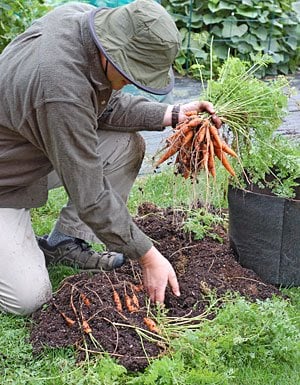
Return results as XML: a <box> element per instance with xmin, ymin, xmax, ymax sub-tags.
<box><xmin>88</xmin><ymin>8</ymin><xmax>174</xmax><ymax>95</ymax></box>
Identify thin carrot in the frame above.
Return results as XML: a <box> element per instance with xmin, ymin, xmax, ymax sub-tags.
<box><xmin>60</xmin><ymin>311</ymin><xmax>75</xmax><ymax>327</ymax></box>
<box><xmin>113</xmin><ymin>289</ymin><xmax>123</xmax><ymax>313</ymax></box>
<box><xmin>221</xmin><ymin>141</ymin><xmax>238</xmax><ymax>158</ymax></box>
<box><xmin>209</xmin><ymin>124</ymin><xmax>222</xmax><ymax>149</ymax></box>
<box><xmin>143</xmin><ymin>317</ymin><xmax>160</xmax><ymax>334</ymax></box>
<box><xmin>82</xmin><ymin>319</ymin><xmax>92</xmax><ymax>334</ymax></box>
<box><xmin>125</xmin><ymin>294</ymin><xmax>139</xmax><ymax>313</ymax></box>
<box><xmin>80</xmin><ymin>293</ymin><xmax>91</xmax><ymax>307</ymax></box>
<box><xmin>215</xmin><ymin>147</ymin><xmax>236</xmax><ymax>176</ymax></box>
<box><xmin>208</xmin><ymin>141</ymin><xmax>216</xmax><ymax>177</ymax></box>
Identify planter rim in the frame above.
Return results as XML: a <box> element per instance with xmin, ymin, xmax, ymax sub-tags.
<box><xmin>229</xmin><ymin>185</ymin><xmax>300</xmax><ymax>203</ymax></box>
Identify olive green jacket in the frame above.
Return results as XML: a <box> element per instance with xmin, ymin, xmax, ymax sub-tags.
<box><xmin>0</xmin><ymin>3</ymin><xmax>168</xmax><ymax>259</ymax></box>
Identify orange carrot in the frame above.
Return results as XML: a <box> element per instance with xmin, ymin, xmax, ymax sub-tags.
<box><xmin>143</xmin><ymin>317</ymin><xmax>160</xmax><ymax>334</ymax></box>
<box><xmin>113</xmin><ymin>289</ymin><xmax>123</xmax><ymax>313</ymax></box>
<box><xmin>185</xmin><ymin>110</ymin><xmax>198</xmax><ymax>117</ymax></box>
<box><xmin>131</xmin><ymin>283</ymin><xmax>144</xmax><ymax>293</ymax></box>
<box><xmin>208</xmin><ymin>141</ymin><xmax>216</xmax><ymax>177</ymax></box>
<box><xmin>187</xmin><ymin>117</ymin><xmax>203</xmax><ymax>128</ymax></box>
<box><xmin>221</xmin><ymin>141</ymin><xmax>238</xmax><ymax>158</ymax></box>
<box><xmin>125</xmin><ymin>294</ymin><xmax>139</xmax><ymax>313</ymax></box>
<box><xmin>209</xmin><ymin>124</ymin><xmax>222</xmax><ymax>149</ymax></box>
<box><xmin>80</xmin><ymin>293</ymin><xmax>91</xmax><ymax>307</ymax></box>
<box><xmin>214</xmin><ymin>147</ymin><xmax>236</xmax><ymax>176</ymax></box>
<box><xmin>155</xmin><ymin>128</ymin><xmax>193</xmax><ymax>167</ymax></box>
<box><xmin>60</xmin><ymin>311</ymin><xmax>75</xmax><ymax>327</ymax></box>
<box><xmin>82</xmin><ymin>319</ymin><xmax>92</xmax><ymax>334</ymax></box>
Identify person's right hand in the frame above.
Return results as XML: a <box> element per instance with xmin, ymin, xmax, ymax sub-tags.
<box><xmin>139</xmin><ymin>246</ymin><xmax>180</xmax><ymax>303</ymax></box>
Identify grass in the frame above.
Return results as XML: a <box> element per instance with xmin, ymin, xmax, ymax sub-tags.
<box><xmin>1</xmin><ymin>168</ymin><xmax>299</xmax><ymax>385</ymax></box>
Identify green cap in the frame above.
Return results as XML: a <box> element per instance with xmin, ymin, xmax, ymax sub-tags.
<box><xmin>88</xmin><ymin>0</ymin><xmax>181</xmax><ymax>95</ymax></box>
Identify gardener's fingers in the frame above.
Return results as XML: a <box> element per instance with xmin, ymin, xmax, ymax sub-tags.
<box><xmin>139</xmin><ymin>246</ymin><xmax>180</xmax><ymax>303</ymax></box>
<box><xmin>179</xmin><ymin>101</ymin><xmax>222</xmax><ymax>128</ymax></box>
<box><xmin>198</xmin><ymin>101</ymin><xmax>222</xmax><ymax>128</ymax></box>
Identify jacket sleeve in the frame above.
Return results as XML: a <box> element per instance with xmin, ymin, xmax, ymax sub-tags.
<box><xmin>27</xmin><ymin>100</ymin><xmax>153</xmax><ymax>259</ymax></box>
<box><xmin>98</xmin><ymin>90</ymin><xmax>169</xmax><ymax>132</ymax></box>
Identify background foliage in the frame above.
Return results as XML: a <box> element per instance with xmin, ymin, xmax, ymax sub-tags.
<box><xmin>162</xmin><ymin>0</ymin><xmax>300</xmax><ymax>77</ymax></box>
<box><xmin>0</xmin><ymin>0</ymin><xmax>50</xmax><ymax>53</ymax></box>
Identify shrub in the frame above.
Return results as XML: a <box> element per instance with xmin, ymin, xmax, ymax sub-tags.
<box><xmin>162</xmin><ymin>0</ymin><xmax>300</xmax><ymax>77</ymax></box>
<box><xmin>0</xmin><ymin>0</ymin><xmax>51</xmax><ymax>53</ymax></box>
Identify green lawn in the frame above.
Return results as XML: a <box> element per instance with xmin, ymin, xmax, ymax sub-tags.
<box><xmin>1</xmin><ymin>169</ymin><xmax>299</xmax><ymax>385</ymax></box>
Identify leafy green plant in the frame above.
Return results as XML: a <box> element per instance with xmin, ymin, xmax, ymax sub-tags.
<box><xmin>162</xmin><ymin>0</ymin><xmax>300</xmax><ymax>77</ymax></box>
<box><xmin>0</xmin><ymin>0</ymin><xmax>51</xmax><ymax>53</ymax></box>
<box><xmin>199</xmin><ymin>54</ymin><xmax>299</xmax><ymax>198</ymax></box>
<box><xmin>183</xmin><ymin>208</ymin><xmax>225</xmax><ymax>242</ymax></box>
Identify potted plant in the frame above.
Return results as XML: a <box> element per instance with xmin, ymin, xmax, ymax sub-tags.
<box><xmin>200</xmin><ymin>55</ymin><xmax>300</xmax><ymax>286</ymax></box>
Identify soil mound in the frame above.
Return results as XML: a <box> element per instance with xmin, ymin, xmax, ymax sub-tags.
<box><xmin>30</xmin><ymin>203</ymin><xmax>281</xmax><ymax>371</ymax></box>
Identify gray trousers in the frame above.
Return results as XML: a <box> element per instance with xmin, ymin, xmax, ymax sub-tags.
<box><xmin>0</xmin><ymin>130</ymin><xmax>145</xmax><ymax>315</ymax></box>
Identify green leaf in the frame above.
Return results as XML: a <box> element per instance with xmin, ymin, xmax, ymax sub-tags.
<box><xmin>203</xmin><ymin>14</ymin><xmax>223</xmax><ymax>25</ymax></box>
<box><xmin>208</xmin><ymin>0</ymin><xmax>235</xmax><ymax>13</ymax></box>
<box><xmin>236</xmin><ymin>7</ymin><xmax>258</xmax><ymax>18</ymax></box>
<box><xmin>222</xmin><ymin>20</ymin><xmax>248</xmax><ymax>38</ymax></box>
<box><xmin>250</xmin><ymin>26</ymin><xmax>268</xmax><ymax>41</ymax></box>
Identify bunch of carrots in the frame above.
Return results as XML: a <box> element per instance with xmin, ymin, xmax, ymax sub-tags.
<box><xmin>155</xmin><ymin>112</ymin><xmax>238</xmax><ymax>180</ymax></box>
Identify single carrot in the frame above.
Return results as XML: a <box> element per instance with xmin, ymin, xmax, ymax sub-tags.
<box><xmin>82</xmin><ymin>319</ymin><xmax>92</xmax><ymax>334</ymax></box>
<box><xmin>131</xmin><ymin>292</ymin><xmax>140</xmax><ymax>310</ymax></box>
<box><xmin>187</xmin><ymin>117</ymin><xmax>203</xmax><ymax>128</ymax></box>
<box><xmin>208</xmin><ymin>141</ymin><xmax>216</xmax><ymax>177</ymax></box>
<box><xmin>209</xmin><ymin>124</ymin><xmax>222</xmax><ymax>149</ymax></box>
<box><xmin>143</xmin><ymin>317</ymin><xmax>160</xmax><ymax>334</ymax></box>
<box><xmin>60</xmin><ymin>311</ymin><xmax>75</xmax><ymax>327</ymax></box>
<box><xmin>214</xmin><ymin>147</ymin><xmax>236</xmax><ymax>176</ymax></box>
<box><xmin>113</xmin><ymin>289</ymin><xmax>123</xmax><ymax>313</ymax></box>
<box><xmin>131</xmin><ymin>283</ymin><xmax>144</xmax><ymax>293</ymax></box>
<box><xmin>125</xmin><ymin>294</ymin><xmax>139</xmax><ymax>313</ymax></box>
<box><xmin>80</xmin><ymin>293</ymin><xmax>91</xmax><ymax>307</ymax></box>
<box><xmin>185</xmin><ymin>110</ymin><xmax>198</xmax><ymax>117</ymax></box>
<box><xmin>221</xmin><ymin>141</ymin><xmax>238</xmax><ymax>158</ymax></box>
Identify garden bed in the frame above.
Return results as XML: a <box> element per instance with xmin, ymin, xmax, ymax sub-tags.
<box><xmin>30</xmin><ymin>203</ymin><xmax>282</xmax><ymax>372</ymax></box>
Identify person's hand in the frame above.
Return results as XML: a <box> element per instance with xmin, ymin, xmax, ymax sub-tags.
<box><xmin>139</xmin><ymin>246</ymin><xmax>180</xmax><ymax>303</ymax></box>
<box><xmin>163</xmin><ymin>101</ymin><xmax>222</xmax><ymax>129</ymax></box>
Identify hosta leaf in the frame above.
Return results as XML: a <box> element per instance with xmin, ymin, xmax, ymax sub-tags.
<box><xmin>203</xmin><ymin>14</ymin><xmax>223</xmax><ymax>25</ymax></box>
<box><xmin>222</xmin><ymin>20</ymin><xmax>248</xmax><ymax>38</ymax></box>
<box><xmin>236</xmin><ymin>8</ymin><xmax>258</xmax><ymax>18</ymax></box>
<box><xmin>285</xmin><ymin>36</ymin><xmax>298</xmax><ymax>50</ymax></box>
<box><xmin>208</xmin><ymin>0</ymin><xmax>235</xmax><ymax>13</ymax></box>
<box><xmin>213</xmin><ymin>43</ymin><xmax>230</xmax><ymax>59</ymax></box>
<box><xmin>236</xmin><ymin>41</ymin><xmax>252</xmax><ymax>53</ymax></box>
<box><xmin>250</xmin><ymin>26</ymin><xmax>268</xmax><ymax>41</ymax></box>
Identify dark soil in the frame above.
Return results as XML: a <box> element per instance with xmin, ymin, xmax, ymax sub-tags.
<box><xmin>30</xmin><ymin>203</ymin><xmax>282</xmax><ymax>372</ymax></box>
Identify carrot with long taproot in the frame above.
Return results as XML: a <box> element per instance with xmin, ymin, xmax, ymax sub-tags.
<box><xmin>208</xmin><ymin>141</ymin><xmax>216</xmax><ymax>177</ymax></box>
<box><xmin>221</xmin><ymin>141</ymin><xmax>238</xmax><ymax>158</ymax></box>
<box><xmin>214</xmin><ymin>147</ymin><xmax>236</xmax><ymax>176</ymax></box>
<box><xmin>209</xmin><ymin>124</ymin><xmax>222</xmax><ymax>149</ymax></box>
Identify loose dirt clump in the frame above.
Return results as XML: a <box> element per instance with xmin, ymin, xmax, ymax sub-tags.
<box><xmin>30</xmin><ymin>203</ymin><xmax>282</xmax><ymax>372</ymax></box>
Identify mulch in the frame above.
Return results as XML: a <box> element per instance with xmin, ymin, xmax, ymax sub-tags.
<box><xmin>30</xmin><ymin>203</ymin><xmax>282</xmax><ymax>372</ymax></box>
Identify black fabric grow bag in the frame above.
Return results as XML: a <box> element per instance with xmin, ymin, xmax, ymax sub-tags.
<box><xmin>228</xmin><ymin>186</ymin><xmax>300</xmax><ymax>286</ymax></box>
